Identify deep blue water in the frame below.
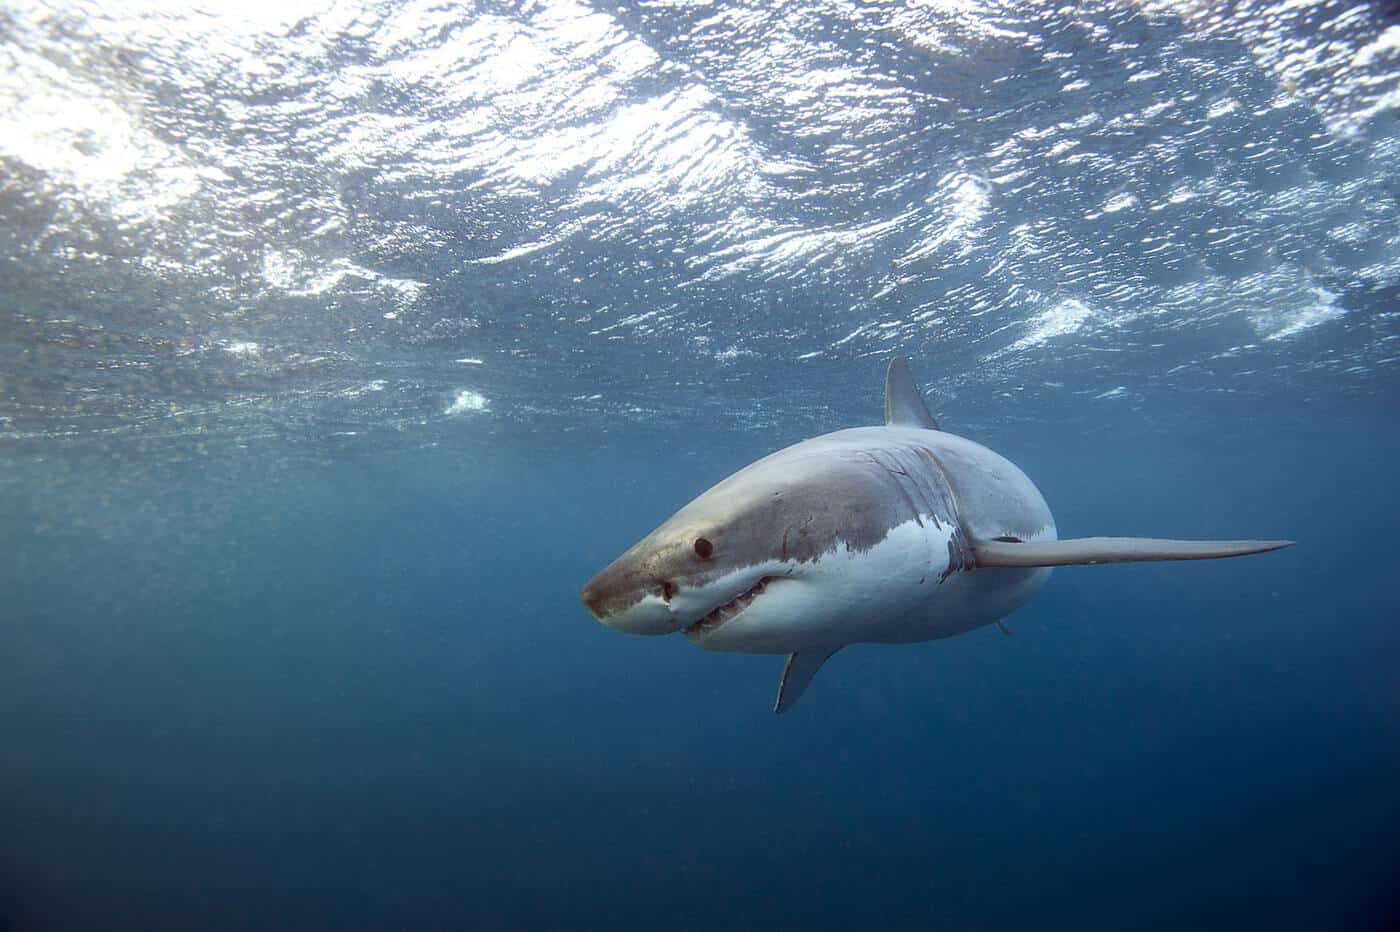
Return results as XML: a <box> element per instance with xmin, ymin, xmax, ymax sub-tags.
<box><xmin>3</xmin><ymin>0</ymin><xmax>1400</xmax><ymax>928</ymax></box>
<box><xmin>4</xmin><ymin>398</ymin><xmax>1399</xmax><ymax>930</ymax></box>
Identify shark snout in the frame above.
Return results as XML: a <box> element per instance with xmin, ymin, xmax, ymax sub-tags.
<box><xmin>579</xmin><ymin>580</ymin><xmax>609</xmax><ymax>620</ymax></box>
<box><xmin>579</xmin><ymin>566</ymin><xmax>683</xmax><ymax>636</ymax></box>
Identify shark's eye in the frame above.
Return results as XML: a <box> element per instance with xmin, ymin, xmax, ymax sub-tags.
<box><xmin>693</xmin><ymin>537</ymin><xmax>714</xmax><ymax>559</ymax></box>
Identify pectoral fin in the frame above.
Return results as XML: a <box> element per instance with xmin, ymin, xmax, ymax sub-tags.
<box><xmin>972</xmin><ymin>536</ymin><xmax>1293</xmax><ymax>567</ymax></box>
<box><xmin>774</xmin><ymin>646</ymin><xmax>841</xmax><ymax>714</ymax></box>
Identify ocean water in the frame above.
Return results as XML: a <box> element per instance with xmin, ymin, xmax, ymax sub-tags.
<box><xmin>3</xmin><ymin>1</ymin><xmax>1399</xmax><ymax>929</ymax></box>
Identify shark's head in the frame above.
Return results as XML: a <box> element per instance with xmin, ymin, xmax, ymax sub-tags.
<box><xmin>579</xmin><ymin>435</ymin><xmax>944</xmax><ymax>654</ymax></box>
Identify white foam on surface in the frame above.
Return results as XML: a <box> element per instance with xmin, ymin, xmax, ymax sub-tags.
<box><xmin>444</xmin><ymin>389</ymin><xmax>490</xmax><ymax>415</ymax></box>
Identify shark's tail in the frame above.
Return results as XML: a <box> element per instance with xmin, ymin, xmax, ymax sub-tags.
<box><xmin>971</xmin><ymin>537</ymin><xmax>1293</xmax><ymax>567</ymax></box>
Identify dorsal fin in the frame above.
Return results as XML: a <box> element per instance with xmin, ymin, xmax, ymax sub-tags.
<box><xmin>884</xmin><ymin>357</ymin><xmax>939</xmax><ymax>430</ymax></box>
<box><xmin>773</xmin><ymin>646</ymin><xmax>841</xmax><ymax>714</ymax></box>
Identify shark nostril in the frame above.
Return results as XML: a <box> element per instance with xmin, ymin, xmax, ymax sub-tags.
<box><xmin>660</xmin><ymin>580</ymin><xmax>676</xmax><ymax>602</ymax></box>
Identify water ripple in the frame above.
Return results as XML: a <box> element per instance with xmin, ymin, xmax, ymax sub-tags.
<box><xmin>0</xmin><ymin>0</ymin><xmax>1396</xmax><ymax>454</ymax></box>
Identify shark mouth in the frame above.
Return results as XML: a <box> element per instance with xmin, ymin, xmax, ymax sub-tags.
<box><xmin>684</xmin><ymin>576</ymin><xmax>776</xmax><ymax>639</ymax></box>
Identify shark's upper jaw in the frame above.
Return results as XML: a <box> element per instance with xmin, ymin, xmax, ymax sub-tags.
<box><xmin>581</xmin><ymin>549</ymin><xmax>787</xmax><ymax>636</ymax></box>
<box><xmin>581</xmin><ymin>551</ymin><xmax>799</xmax><ymax>641</ymax></box>
<box><xmin>683</xmin><ymin>575</ymin><xmax>777</xmax><ymax>641</ymax></box>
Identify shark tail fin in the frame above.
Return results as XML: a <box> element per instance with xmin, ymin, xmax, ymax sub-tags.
<box><xmin>971</xmin><ymin>537</ymin><xmax>1293</xmax><ymax>567</ymax></box>
<box><xmin>884</xmin><ymin>357</ymin><xmax>939</xmax><ymax>430</ymax></box>
<box><xmin>774</xmin><ymin>646</ymin><xmax>841</xmax><ymax>714</ymax></box>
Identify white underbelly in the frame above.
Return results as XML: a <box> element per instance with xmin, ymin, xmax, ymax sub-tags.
<box><xmin>862</xmin><ymin>564</ymin><xmax>1052</xmax><ymax>644</ymax></box>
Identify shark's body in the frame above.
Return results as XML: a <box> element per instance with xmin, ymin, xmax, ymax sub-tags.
<box><xmin>580</xmin><ymin>358</ymin><xmax>1291</xmax><ymax>712</ymax></box>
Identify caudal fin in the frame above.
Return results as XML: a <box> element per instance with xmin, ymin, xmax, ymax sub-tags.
<box><xmin>972</xmin><ymin>536</ymin><xmax>1293</xmax><ymax>568</ymax></box>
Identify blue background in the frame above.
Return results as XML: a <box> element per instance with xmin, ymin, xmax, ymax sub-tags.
<box><xmin>4</xmin><ymin>394</ymin><xmax>1397</xmax><ymax>929</ymax></box>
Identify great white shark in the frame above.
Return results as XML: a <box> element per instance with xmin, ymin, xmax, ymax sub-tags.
<box><xmin>580</xmin><ymin>358</ymin><xmax>1292</xmax><ymax>713</ymax></box>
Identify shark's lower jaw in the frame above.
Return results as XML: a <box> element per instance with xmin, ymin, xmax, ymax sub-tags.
<box><xmin>684</xmin><ymin>576</ymin><xmax>777</xmax><ymax>640</ymax></box>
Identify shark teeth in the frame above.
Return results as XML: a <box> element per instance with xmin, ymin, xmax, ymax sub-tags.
<box><xmin>685</xmin><ymin>576</ymin><xmax>775</xmax><ymax>638</ymax></box>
